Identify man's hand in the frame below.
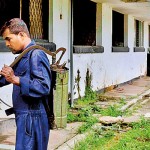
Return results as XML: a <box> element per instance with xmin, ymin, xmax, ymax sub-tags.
<box><xmin>0</xmin><ymin>64</ymin><xmax>20</xmax><ymax>85</ymax></box>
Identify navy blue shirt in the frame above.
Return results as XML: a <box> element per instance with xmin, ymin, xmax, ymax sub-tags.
<box><xmin>0</xmin><ymin>41</ymin><xmax>51</xmax><ymax>111</ymax></box>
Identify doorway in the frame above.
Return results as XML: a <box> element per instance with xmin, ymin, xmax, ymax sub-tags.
<box><xmin>0</xmin><ymin>0</ymin><xmax>49</xmax><ymax>40</ymax></box>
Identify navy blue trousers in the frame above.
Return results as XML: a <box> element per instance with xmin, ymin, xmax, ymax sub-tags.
<box><xmin>15</xmin><ymin>110</ymin><xmax>50</xmax><ymax>150</ymax></box>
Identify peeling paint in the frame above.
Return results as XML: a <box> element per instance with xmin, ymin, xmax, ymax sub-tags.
<box><xmin>75</xmin><ymin>69</ymin><xmax>81</xmax><ymax>99</ymax></box>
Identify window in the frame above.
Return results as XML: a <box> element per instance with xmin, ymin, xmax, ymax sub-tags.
<box><xmin>135</xmin><ymin>20</ymin><xmax>144</xmax><ymax>47</ymax></box>
<box><xmin>22</xmin><ymin>0</ymin><xmax>49</xmax><ymax>40</ymax></box>
<box><xmin>112</xmin><ymin>11</ymin><xmax>124</xmax><ymax>47</ymax></box>
<box><xmin>134</xmin><ymin>20</ymin><xmax>145</xmax><ymax>52</ymax></box>
<box><xmin>73</xmin><ymin>0</ymin><xmax>96</xmax><ymax>46</ymax></box>
<box><xmin>0</xmin><ymin>0</ymin><xmax>49</xmax><ymax>40</ymax></box>
<box><xmin>112</xmin><ymin>11</ymin><xmax>129</xmax><ymax>52</ymax></box>
<box><xmin>0</xmin><ymin>0</ymin><xmax>50</xmax><ymax>52</ymax></box>
<box><xmin>73</xmin><ymin>0</ymin><xmax>104</xmax><ymax>53</ymax></box>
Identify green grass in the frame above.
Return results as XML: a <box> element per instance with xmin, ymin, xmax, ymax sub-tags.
<box><xmin>68</xmin><ymin>90</ymin><xmax>150</xmax><ymax>149</ymax></box>
<box><xmin>109</xmin><ymin>118</ymin><xmax>150</xmax><ymax>150</ymax></box>
<box><xmin>100</xmin><ymin>105</ymin><xmax>123</xmax><ymax>117</ymax></box>
<box><xmin>67</xmin><ymin>106</ymin><xmax>99</xmax><ymax>133</ymax></box>
<box><xmin>67</xmin><ymin>98</ymin><xmax>128</xmax><ymax>133</ymax></box>
<box><xmin>74</xmin><ymin>131</ymin><xmax>114</xmax><ymax>150</ymax></box>
<box><xmin>74</xmin><ymin>118</ymin><xmax>150</xmax><ymax>150</ymax></box>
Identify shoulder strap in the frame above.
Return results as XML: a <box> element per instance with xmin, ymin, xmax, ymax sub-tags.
<box><xmin>27</xmin><ymin>45</ymin><xmax>57</xmax><ymax>129</ymax></box>
<box><xmin>10</xmin><ymin>45</ymin><xmax>56</xmax><ymax>68</ymax></box>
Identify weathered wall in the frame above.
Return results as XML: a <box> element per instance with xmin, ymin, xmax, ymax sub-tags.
<box><xmin>72</xmin><ymin>4</ymin><xmax>148</xmax><ymax>99</ymax></box>
<box><xmin>0</xmin><ymin>1</ymin><xmax>149</xmax><ymax>117</ymax></box>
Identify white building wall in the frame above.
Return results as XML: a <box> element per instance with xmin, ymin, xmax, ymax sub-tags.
<box><xmin>0</xmin><ymin>53</ymin><xmax>15</xmax><ymax>118</ymax></box>
<box><xmin>73</xmin><ymin>3</ymin><xmax>147</xmax><ymax>99</ymax></box>
<box><xmin>0</xmin><ymin>1</ymin><xmax>149</xmax><ymax>117</ymax></box>
<box><xmin>52</xmin><ymin>0</ymin><xmax>71</xmax><ymax>65</ymax></box>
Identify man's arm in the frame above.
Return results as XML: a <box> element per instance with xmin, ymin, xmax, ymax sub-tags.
<box><xmin>19</xmin><ymin>50</ymin><xmax>51</xmax><ymax>98</ymax></box>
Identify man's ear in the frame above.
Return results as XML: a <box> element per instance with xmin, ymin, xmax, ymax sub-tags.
<box><xmin>19</xmin><ymin>32</ymin><xmax>26</xmax><ymax>37</ymax></box>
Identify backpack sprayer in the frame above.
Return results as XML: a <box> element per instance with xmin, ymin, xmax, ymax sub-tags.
<box><xmin>0</xmin><ymin>45</ymin><xmax>67</xmax><ymax>129</ymax></box>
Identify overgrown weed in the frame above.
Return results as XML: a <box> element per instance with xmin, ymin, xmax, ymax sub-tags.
<box><xmin>74</xmin><ymin>118</ymin><xmax>150</xmax><ymax>150</ymax></box>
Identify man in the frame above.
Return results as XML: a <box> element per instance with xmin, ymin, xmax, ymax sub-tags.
<box><xmin>0</xmin><ymin>18</ymin><xmax>51</xmax><ymax>150</ymax></box>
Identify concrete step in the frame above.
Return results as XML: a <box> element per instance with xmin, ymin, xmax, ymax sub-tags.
<box><xmin>0</xmin><ymin>119</ymin><xmax>16</xmax><ymax>135</ymax></box>
<box><xmin>0</xmin><ymin>144</ymin><xmax>15</xmax><ymax>150</ymax></box>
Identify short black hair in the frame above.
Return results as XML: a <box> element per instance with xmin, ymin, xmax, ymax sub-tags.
<box><xmin>0</xmin><ymin>18</ymin><xmax>30</xmax><ymax>37</ymax></box>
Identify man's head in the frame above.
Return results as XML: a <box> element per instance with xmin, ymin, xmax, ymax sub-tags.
<box><xmin>0</xmin><ymin>18</ymin><xmax>31</xmax><ymax>54</ymax></box>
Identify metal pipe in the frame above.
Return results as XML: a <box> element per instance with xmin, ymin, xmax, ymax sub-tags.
<box><xmin>20</xmin><ymin>0</ymin><xmax>22</xmax><ymax>19</ymax></box>
<box><xmin>70</xmin><ymin>0</ymin><xmax>74</xmax><ymax>107</ymax></box>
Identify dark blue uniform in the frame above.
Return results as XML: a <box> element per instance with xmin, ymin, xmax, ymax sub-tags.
<box><xmin>0</xmin><ymin>41</ymin><xmax>51</xmax><ymax>150</ymax></box>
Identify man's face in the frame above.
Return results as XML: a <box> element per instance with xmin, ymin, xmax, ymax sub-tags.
<box><xmin>2</xmin><ymin>28</ymin><xmax>24</xmax><ymax>54</ymax></box>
